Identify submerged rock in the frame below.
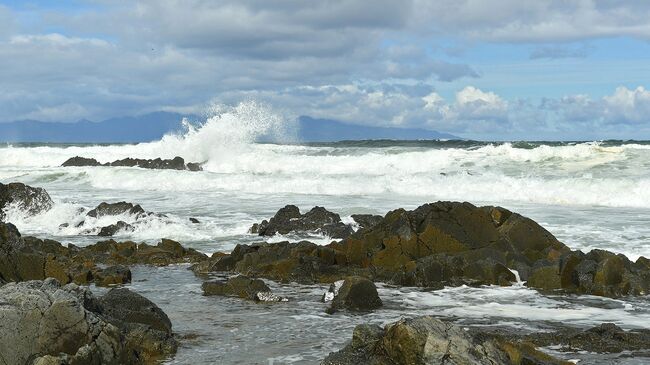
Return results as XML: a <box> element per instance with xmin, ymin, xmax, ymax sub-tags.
<box><xmin>529</xmin><ymin>323</ymin><xmax>650</xmax><ymax>354</ymax></box>
<box><xmin>0</xmin><ymin>182</ymin><xmax>53</xmax><ymax>221</ymax></box>
<box><xmin>98</xmin><ymin>220</ymin><xmax>135</xmax><ymax>236</ymax></box>
<box><xmin>61</xmin><ymin>155</ymin><xmax>203</xmax><ymax>171</ymax></box>
<box><xmin>0</xmin><ymin>279</ymin><xmax>177</xmax><ymax>365</ymax></box>
<box><xmin>202</xmin><ymin>275</ymin><xmax>287</xmax><ymax>302</ymax></box>
<box><xmin>322</xmin><ymin>316</ymin><xmax>570</xmax><ymax>365</ymax></box>
<box><xmin>251</xmin><ymin>205</ymin><xmax>354</xmax><ymax>239</ymax></box>
<box><xmin>326</xmin><ymin>276</ymin><xmax>382</xmax><ymax>314</ymax></box>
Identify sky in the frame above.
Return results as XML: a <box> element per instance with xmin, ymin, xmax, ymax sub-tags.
<box><xmin>1</xmin><ymin>0</ymin><xmax>650</xmax><ymax>140</ymax></box>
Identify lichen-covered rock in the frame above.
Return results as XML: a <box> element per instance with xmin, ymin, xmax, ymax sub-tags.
<box><xmin>321</xmin><ymin>316</ymin><xmax>571</xmax><ymax>365</ymax></box>
<box><xmin>251</xmin><ymin>205</ymin><xmax>354</xmax><ymax>239</ymax></box>
<box><xmin>0</xmin><ymin>279</ymin><xmax>177</xmax><ymax>365</ymax></box>
<box><xmin>0</xmin><ymin>182</ymin><xmax>53</xmax><ymax>221</ymax></box>
<box><xmin>326</xmin><ymin>276</ymin><xmax>382</xmax><ymax>314</ymax></box>
<box><xmin>201</xmin><ymin>275</ymin><xmax>286</xmax><ymax>302</ymax></box>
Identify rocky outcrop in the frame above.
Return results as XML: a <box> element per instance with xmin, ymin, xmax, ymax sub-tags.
<box><xmin>202</xmin><ymin>202</ymin><xmax>650</xmax><ymax>298</ymax></box>
<box><xmin>322</xmin><ymin>316</ymin><xmax>570</xmax><ymax>365</ymax></box>
<box><xmin>0</xmin><ymin>182</ymin><xmax>53</xmax><ymax>221</ymax></box>
<box><xmin>87</xmin><ymin>201</ymin><xmax>146</xmax><ymax>218</ymax></box>
<box><xmin>202</xmin><ymin>275</ymin><xmax>287</xmax><ymax>302</ymax></box>
<box><xmin>351</xmin><ymin>214</ymin><xmax>383</xmax><ymax>230</ymax></box>
<box><xmin>0</xmin><ymin>279</ymin><xmax>177</xmax><ymax>365</ymax></box>
<box><xmin>528</xmin><ymin>323</ymin><xmax>650</xmax><ymax>354</ymax></box>
<box><xmin>1</xmin><ymin>222</ymin><xmax>206</xmax><ymax>286</ymax></box>
<box><xmin>98</xmin><ymin>221</ymin><xmax>135</xmax><ymax>236</ymax></box>
<box><xmin>325</xmin><ymin>276</ymin><xmax>382</xmax><ymax>314</ymax></box>
<box><xmin>251</xmin><ymin>205</ymin><xmax>354</xmax><ymax>239</ymax></box>
<box><xmin>62</xmin><ymin>156</ymin><xmax>202</xmax><ymax>171</ymax></box>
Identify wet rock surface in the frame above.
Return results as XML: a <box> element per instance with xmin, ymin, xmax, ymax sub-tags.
<box><xmin>322</xmin><ymin>316</ymin><xmax>570</xmax><ymax>365</ymax></box>
<box><xmin>251</xmin><ymin>205</ymin><xmax>354</xmax><ymax>239</ymax></box>
<box><xmin>325</xmin><ymin>276</ymin><xmax>382</xmax><ymax>314</ymax></box>
<box><xmin>0</xmin><ymin>278</ymin><xmax>177</xmax><ymax>365</ymax></box>
<box><xmin>1</xmin><ymin>222</ymin><xmax>206</xmax><ymax>286</ymax></box>
<box><xmin>62</xmin><ymin>156</ymin><xmax>202</xmax><ymax>171</ymax></box>
<box><xmin>0</xmin><ymin>182</ymin><xmax>53</xmax><ymax>221</ymax></box>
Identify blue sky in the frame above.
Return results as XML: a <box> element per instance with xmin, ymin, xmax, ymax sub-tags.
<box><xmin>1</xmin><ymin>1</ymin><xmax>650</xmax><ymax>140</ymax></box>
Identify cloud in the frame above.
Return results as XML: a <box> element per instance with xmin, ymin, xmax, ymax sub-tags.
<box><xmin>529</xmin><ymin>44</ymin><xmax>594</xmax><ymax>59</ymax></box>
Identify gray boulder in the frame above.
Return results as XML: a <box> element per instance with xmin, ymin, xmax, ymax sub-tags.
<box><xmin>0</xmin><ymin>182</ymin><xmax>53</xmax><ymax>221</ymax></box>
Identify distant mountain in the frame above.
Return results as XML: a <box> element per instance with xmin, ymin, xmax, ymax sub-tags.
<box><xmin>297</xmin><ymin>117</ymin><xmax>459</xmax><ymax>142</ymax></box>
<box><xmin>0</xmin><ymin>112</ymin><xmax>459</xmax><ymax>143</ymax></box>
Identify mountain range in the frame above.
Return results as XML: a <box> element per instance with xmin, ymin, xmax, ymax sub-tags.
<box><xmin>0</xmin><ymin>112</ymin><xmax>459</xmax><ymax>143</ymax></box>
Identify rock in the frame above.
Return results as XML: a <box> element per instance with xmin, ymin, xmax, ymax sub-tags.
<box><xmin>98</xmin><ymin>220</ymin><xmax>135</xmax><ymax>236</ymax></box>
<box><xmin>87</xmin><ymin>201</ymin><xmax>145</xmax><ymax>218</ymax></box>
<box><xmin>61</xmin><ymin>156</ymin><xmax>202</xmax><ymax>171</ymax></box>
<box><xmin>93</xmin><ymin>265</ymin><xmax>132</xmax><ymax>286</ymax></box>
<box><xmin>529</xmin><ymin>323</ymin><xmax>650</xmax><ymax>354</ymax></box>
<box><xmin>351</xmin><ymin>214</ymin><xmax>383</xmax><ymax>230</ymax></box>
<box><xmin>61</xmin><ymin>156</ymin><xmax>102</xmax><ymax>166</ymax></box>
<box><xmin>326</xmin><ymin>276</ymin><xmax>382</xmax><ymax>314</ymax></box>
<box><xmin>79</xmin><ymin>238</ymin><xmax>208</xmax><ymax>267</ymax></box>
<box><xmin>252</xmin><ymin>291</ymin><xmax>289</xmax><ymax>302</ymax></box>
<box><xmin>321</xmin><ymin>280</ymin><xmax>344</xmax><ymax>302</ymax></box>
<box><xmin>252</xmin><ymin>205</ymin><xmax>354</xmax><ymax>239</ymax></box>
<box><xmin>322</xmin><ymin>316</ymin><xmax>570</xmax><ymax>365</ymax></box>
<box><xmin>189</xmin><ymin>217</ymin><xmax>200</xmax><ymax>224</ymax></box>
<box><xmin>0</xmin><ymin>278</ymin><xmax>176</xmax><ymax>364</ymax></box>
<box><xmin>98</xmin><ymin>288</ymin><xmax>178</xmax><ymax>363</ymax></box>
<box><xmin>0</xmin><ymin>182</ymin><xmax>53</xmax><ymax>221</ymax></box>
<box><xmin>202</xmin><ymin>275</ymin><xmax>274</xmax><ymax>301</ymax></box>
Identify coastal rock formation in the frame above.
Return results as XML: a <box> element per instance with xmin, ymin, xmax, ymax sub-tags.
<box><xmin>87</xmin><ymin>201</ymin><xmax>146</xmax><ymax>218</ymax></box>
<box><xmin>350</xmin><ymin>214</ymin><xmax>383</xmax><ymax>230</ymax></box>
<box><xmin>202</xmin><ymin>275</ymin><xmax>288</xmax><ymax>302</ymax></box>
<box><xmin>251</xmin><ymin>205</ymin><xmax>354</xmax><ymax>239</ymax></box>
<box><xmin>205</xmin><ymin>202</ymin><xmax>650</xmax><ymax>298</ymax></box>
<box><xmin>325</xmin><ymin>276</ymin><xmax>382</xmax><ymax>314</ymax></box>
<box><xmin>0</xmin><ymin>279</ymin><xmax>177</xmax><ymax>365</ymax></box>
<box><xmin>62</xmin><ymin>155</ymin><xmax>202</xmax><ymax>171</ymax></box>
<box><xmin>0</xmin><ymin>182</ymin><xmax>53</xmax><ymax>221</ymax></box>
<box><xmin>1</xmin><ymin>222</ymin><xmax>206</xmax><ymax>286</ymax></box>
<box><xmin>321</xmin><ymin>316</ymin><xmax>570</xmax><ymax>365</ymax></box>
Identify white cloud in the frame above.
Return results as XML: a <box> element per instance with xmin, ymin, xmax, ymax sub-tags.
<box><xmin>603</xmin><ymin>86</ymin><xmax>650</xmax><ymax>123</ymax></box>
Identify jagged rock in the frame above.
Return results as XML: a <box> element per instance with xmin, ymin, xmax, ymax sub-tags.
<box><xmin>326</xmin><ymin>276</ymin><xmax>382</xmax><ymax>314</ymax></box>
<box><xmin>78</xmin><ymin>238</ymin><xmax>208</xmax><ymax>267</ymax></box>
<box><xmin>98</xmin><ymin>220</ymin><xmax>135</xmax><ymax>236</ymax></box>
<box><xmin>87</xmin><ymin>201</ymin><xmax>146</xmax><ymax>218</ymax></box>
<box><xmin>189</xmin><ymin>217</ymin><xmax>200</xmax><ymax>224</ymax></box>
<box><xmin>93</xmin><ymin>265</ymin><xmax>132</xmax><ymax>286</ymax></box>
<box><xmin>321</xmin><ymin>316</ymin><xmax>571</xmax><ymax>365</ymax></box>
<box><xmin>61</xmin><ymin>156</ymin><xmax>101</xmax><ymax>166</ymax></box>
<box><xmin>529</xmin><ymin>323</ymin><xmax>650</xmax><ymax>354</ymax></box>
<box><xmin>351</xmin><ymin>214</ymin><xmax>383</xmax><ymax>230</ymax></box>
<box><xmin>0</xmin><ymin>182</ymin><xmax>53</xmax><ymax>221</ymax></box>
<box><xmin>201</xmin><ymin>275</ymin><xmax>286</xmax><ymax>301</ymax></box>
<box><xmin>0</xmin><ymin>279</ymin><xmax>177</xmax><ymax>364</ymax></box>
<box><xmin>251</xmin><ymin>205</ymin><xmax>354</xmax><ymax>239</ymax></box>
<box><xmin>61</xmin><ymin>156</ymin><xmax>202</xmax><ymax>171</ymax></box>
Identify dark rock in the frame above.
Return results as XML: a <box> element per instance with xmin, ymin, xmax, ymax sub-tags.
<box><xmin>98</xmin><ymin>220</ymin><xmax>135</xmax><ymax>236</ymax></box>
<box><xmin>61</xmin><ymin>156</ymin><xmax>102</xmax><ymax>166</ymax></box>
<box><xmin>202</xmin><ymin>275</ymin><xmax>275</xmax><ymax>301</ymax></box>
<box><xmin>351</xmin><ymin>214</ymin><xmax>383</xmax><ymax>230</ymax></box>
<box><xmin>189</xmin><ymin>217</ymin><xmax>200</xmax><ymax>224</ymax></box>
<box><xmin>98</xmin><ymin>287</ymin><xmax>178</xmax><ymax>363</ymax></box>
<box><xmin>0</xmin><ymin>279</ymin><xmax>177</xmax><ymax>364</ymax></box>
<box><xmin>93</xmin><ymin>265</ymin><xmax>132</xmax><ymax>286</ymax></box>
<box><xmin>326</xmin><ymin>276</ymin><xmax>382</xmax><ymax>314</ymax></box>
<box><xmin>322</xmin><ymin>316</ymin><xmax>570</xmax><ymax>365</ymax></box>
<box><xmin>529</xmin><ymin>323</ymin><xmax>650</xmax><ymax>354</ymax></box>
<box><xmin>0</xmin><ymin>182</ymin><xmax>53</xmax><ymax>221</ymax></box>
<box><xmin>252</xmin><ymin>205</ymin><xmax>354</xmax><ymax>239</ymax></box>
<box><xmin>87</xmin><ymin>201</ymin><xmax>145</xmax><ymax>218</ymax></box>
<box><xmin>61</xmin><ymin>155</ymin><xmax>202</xmax><ymax>171</ymax></box>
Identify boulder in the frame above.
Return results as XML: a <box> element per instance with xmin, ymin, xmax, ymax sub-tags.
<box><xmin>202</xmin><ymin>275</ymin><xmax>286</xmax><ymax>302</ymax></box>
<box><xmin>93</xmin><ymin>265</ymin><xmax>132</xmax><ymax>286</ymax></box>
<box><xmin>0</xmin><ymin>182</ymin><xmax>53</xmax><ymax>221</ymax></box>
<box><xmin>252</xmin><ymin>205</ymin><xmax>354</xmax><ymax>239</ymax></box>
<box><xmin>98</xmin><ymin>221</ymin><xmax>135</xmax><ymax>236</ymax></box>
<box><xmin>322</xmin><ymin>316</ymin><xmax>570</xmax><ymax>365</ymax></box>
<box><xmin>61</xmin><ymin>156</ymin><xmax>101</xmax><ymax>167</ymax></box>
<box><xmin>351</xmin><ymin>214</ymin><xmax>383</xmax><ymax>230</ymax></box>
<box><xmin>0</xmin><ymin>279</ymin><xmax>177</xmax><ymax>364</ymax></box>
<box><xmin>326</xmin><ymin>276</ymin><xmax>382</xmax><ymax>314</ymax></box>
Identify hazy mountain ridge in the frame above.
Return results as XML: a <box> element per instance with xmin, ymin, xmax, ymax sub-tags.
<box><xmin>0</xmin><ymin>112</ymin><xmax>459</xmax><ymax>143</ymax></box>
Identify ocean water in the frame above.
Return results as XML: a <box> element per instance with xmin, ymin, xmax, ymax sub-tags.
<box><xmin>1</xmin><ymin>104</ymin><xmax>650</xmax><ymax>364</ymax></box>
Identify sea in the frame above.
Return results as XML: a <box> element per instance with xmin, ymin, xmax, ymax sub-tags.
<box><xmin>1</xmin><ymin>106</ymin><xmax>649</xmax><ymax>364</ymax></box>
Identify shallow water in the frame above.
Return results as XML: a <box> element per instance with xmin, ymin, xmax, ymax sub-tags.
<box><xmin>2</xmin><ymin>107</ymin><xmax>650</xmax><ymax>363</ymax></box>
